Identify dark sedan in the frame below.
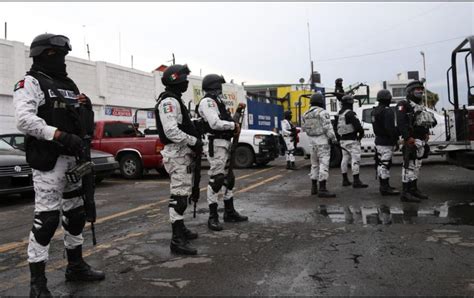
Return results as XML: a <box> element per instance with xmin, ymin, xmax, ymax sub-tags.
<box><xmin>0</xmin><ymin>140</ymin><xmax>33</xmax><ymax>197</ymax></box>
<box><xmin>0</xmin><ymin>134</ymin><xmax>119</xmax><ymax>184</ymax></box>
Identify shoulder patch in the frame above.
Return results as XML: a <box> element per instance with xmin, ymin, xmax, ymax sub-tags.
<box><xmin>398</xmin><ymin>105</ymin><xmax>405</xmax><ymax>112</ymax></box>
<box><xmin>163</xmin><ymin>101</ymin><xmax>174</xmax><ymax>113</ymax></box>
<box><xmin>207</xmin><ymin>100</ymin><xmax>216</xmax><ymax>108</ymax></box>
<box><xmin>14</xmin><ymin>80</ymin><xmax>25</xmax><ymax>91</ymax></box>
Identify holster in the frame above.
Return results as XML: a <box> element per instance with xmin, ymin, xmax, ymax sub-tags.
<box><xmin>208</xmin><ymin>135</ymin><xmax>215</xmax><ymax>157</ymax></box>
<box><xmin>25</xmin><ymin>135</ymin><xmax>60</xmax><ymax>171</ymax></box>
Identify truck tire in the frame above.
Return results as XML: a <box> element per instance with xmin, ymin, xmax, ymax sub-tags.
<box><xmin>234</xmin><ymin>145</ymin><xmax>255</xmax><ymax>169</ymax></box>
<box><xmin>120</xmin><ymin>153</ymin><xmax>143</xmax><ymax>179</ymax></box>
<box><xmin>329</xmin><ymin>145</ymin><xmax>342</xmax><ymax>168</ymax></box>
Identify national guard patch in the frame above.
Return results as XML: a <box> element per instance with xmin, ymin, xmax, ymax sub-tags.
<box><xmin>163</xmin><ymin>102</ymin><xmax>174</xmax><ymax>113</ymax></box>
<box><xmin>398</xmin><ymin>105</ymin><xmax>405</xmax><ymax>112</ymax></box>
<box><xmin>14</xmin><ymin>80</ymin><xmax>25</xmax><ymax>91</ymax></box>
<box><xmin>207</xmin><ymin>100</ymin><xmax>216</xmax><ymax>108</ymax></box>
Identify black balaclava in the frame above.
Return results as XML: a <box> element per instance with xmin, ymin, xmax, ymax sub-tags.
<box><xmin>31</xmin><ymin>48</ymin><xmax>68</xmax><ymax>78</ymax></box>
<box><xmin>204</xmin><ymin>88</ymin><xmax>223</xmax><ymax>99</ymax></box>
<box><xmin>408</xmin><ymin>88</ymin><xmax>424</xmax><ymax>104</ymax></box>
<box><xmin>342</xmin><ymin>102</ymin><xmax>354</xmax><ymax>111</ymax></box>
<box><xmin>165</xmin><ymin>80</ymin><xmax>189</xmax><ymax>97</ymax></box>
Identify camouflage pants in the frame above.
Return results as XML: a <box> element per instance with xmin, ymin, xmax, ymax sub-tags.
<box><xmin>310</xmin><ymin>144</ymin><xmax>331</xmax><ymax>181</ymax></box>
<box><xmin>28</xmin><ymin>155</ymin><xmax>84</xmax><ymax>263</ymax></box>
<box><xmin>402</xmin><ymin>139</ymin><xmax>426</xmax><ymax>183</ymax></box>
<box><xmin>204</xmin><ymin>139</ymin><xmax>233</xmax><ymax>204</ymax></box>
<box><xmin>283</xmin><ymin>137</ymin><xmax>295</xmax><ymax>162</ymax></box>
<box><xmin>162</xmin><ymin>144</ymin><xmax>193</xmax><ymax>223</ymax></box>
<box><xmin>376</xmin><ymin>145</ymin><xmax>394</xmax><ymax>179</ymax></box>
<box><xmin>340</xmin><ymin>140</ymin><xmax>361</xmax><ymax>175</ymax></box>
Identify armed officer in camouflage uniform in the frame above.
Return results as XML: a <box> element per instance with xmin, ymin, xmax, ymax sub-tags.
<box><xmin>281</xmin><ymin>110</ymin><xmax>297</xmax><ymax>169</ymax></box>
<box><xmin>13</xmin><ymin>33</ymin><xmax>104</xmax><ymax>297</ymax></box>
<box><xmin>302</xmin><ymin>93</ymin><xmax>338</xmax><ymax>198</ymax></box>
<box><xmin>371</xmin><ymin>89</ymin><xmax>400</xmax><ymax>196</ymax></box>
<box><xmin>396</xmin><ymin>80</ymin><xmax>437</xmax><ymax>202</ymax></box>
<box><xmin>196</xmin><ymin>74</ymin><xmax>248</xmax><ymax>232</ymax></box>
<box><xmin>156</xmin><ymin>64</ymin><xmax>201</xmax><ymax>255</ymax></box>
<box><xmin>334</xmin><ymin>78</ymin><xmax>345</xmax><ymax>101</ymax></box>
<box><xmin>336</xmin><ymin>95</ymin><xmax>368</xmax><ymax>188</ymax></box>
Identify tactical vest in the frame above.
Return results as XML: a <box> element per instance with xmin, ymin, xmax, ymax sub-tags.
<box><xmin>372</xmin><ymin>105</ymin><xmax>392</xmax><ymax>137</ymax></box>
<box><xmin>155</xmin><ymin>91</ymin><xmax>200</xmax><ymax>145</ymax></box>
<box><xmin>196</xmin><ymin>95</ymin><xmax>234</xmax><ymax>140</ymax></box>
<box><xmin>337</xmin><ymin>109</ymin><xmax>355</xmax><ymax>136</ymax></box>
<box><xmin>27</xmin><ymin>71</ymin><xmax>84</xmax><ymax>136</ymax></box>
<box><xmin>303</xmin><ymin>106</ymin><xmax>325</xmax><ymax>136</ymax></box>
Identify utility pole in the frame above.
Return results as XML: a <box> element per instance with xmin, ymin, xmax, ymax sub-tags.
<box><xmin>307</xmin><ymin>21</ymin><xmax>315</xmax><ymax>90</ymax></box>
<box><xmin>4</xmin><ymin>22</ymin><xmax>7</xmax><ymax>40</ymax></box>
<box><xmin>131</xmin><ymin>55</ymin><xmax>134</xmax><ymax>69</ymax></box>
<box><xmin>420</xmin><ymin>51</ymin><xmax>428</xmax><ymax>106</ymax></box>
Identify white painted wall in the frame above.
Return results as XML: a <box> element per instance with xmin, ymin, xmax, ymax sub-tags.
<box><xmin>0</xmin><ymin>38</ymin><xmax>247</xmax><ymax>133</ymax></box>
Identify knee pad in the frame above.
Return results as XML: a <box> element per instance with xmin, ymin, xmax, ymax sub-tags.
<box><xmin>62</xmin><ymin>206</ymin><xmax>86</xmax><ymax>236</ymax></box>
<box><xmin>32</xmin><ymin>210</ymin><xmax>60</xmax><ymax>246</ymax></box>
<box><xmin>209</xmin><ymin>174</ymin><xmax>225</xmax><ymax>193</ymax></box>
<box><xmin>381</xmin><ymin>159</ymin><xmax>392</xmax><ymax>169</ymax></box>
<box><xmin>169</xmin><ymin>195</ymin><xmax>187</xmax><ymax>215</ymax></box>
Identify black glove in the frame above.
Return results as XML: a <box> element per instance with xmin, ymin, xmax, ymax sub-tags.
<box><xmin>57</xmin><ymin>132</ymin><xmax>83</xmax><ymax>155</ymax></box>
<box><xmin>188</xmin><ymin>138</ymin><xmax>203</xmax><ymax>153</ymax></box>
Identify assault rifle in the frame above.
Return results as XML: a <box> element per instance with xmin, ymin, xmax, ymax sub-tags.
<box><xmin>189</xmin><ymin>132</ymin><xmax>202</xmax><ymax>218</ymax></box>
<box><xmin>225</xmin><ymin>103</ymin><xmax>247</xmax><ymax>193</ymax></box>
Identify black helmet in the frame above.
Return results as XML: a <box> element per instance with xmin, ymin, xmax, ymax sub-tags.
<box><xmin>335</xmin><ymin>78</ymin><xmax>343</xmax><ymax>84</ymax></box>
<box><xmin>202</xmin><ymin>74</ymin><xmax>226</xmax><ymax>91</ymax></box>
<box><xmin>161</xmin><ymin>64</ymin><xmax>191</xmax><ymax>86</ymax></box>
<box><xmin>29</xmin><ymin>33</ymin><xmax>72</xmax><ymax>57</ymax></box>
<box><xmin>310</xmin><ymin>92</ymin><xmax>325</xmax><ymax>107</ymax></box>
<box><xmin>377</xmin><ymin>89</ymin><xmax>392</xmax><ymax>103</ymax></box>
<box><xmin>405</xmin><ymin>80</ymin><xmax>424</xmax><ymax>103</ymax></box>
<box><xmin>341</xmin><ymin>95</ymin><xmax>354</xmax><ymax>105</ymax></box>
<box><xmin>284</xmin><ymin>110</ymin><xmax>292</xmax><ymax>120</ymax></box>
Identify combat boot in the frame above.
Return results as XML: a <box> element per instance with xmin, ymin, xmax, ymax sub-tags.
<box><xmin>170</xmin><ymin>220</ymin><xmax>197</xmax><ymax>255</ymax></box>
<box><xmin>29</xmin><ymin>261</ymin><xmax>52</xmax><ymax>298</ymax></box>
<box><xmin>65</xmin><ymin>245</ymin><xmax>105</xmax><ymax>282</ymax></box>
<box><xmin>387</xmin><ymin>179</ymin><xmax>398</xmax><ymax>191</ymax></box>
<box><xmin>286</xmin><ymin>161</ymin><xmax>291</xmax><ymax>169</ymax></box>
<box><xmin>342</xmin><ymin>173</ymin><xmax>352</xmax><ymax>186</ymax></box>
<box><xmin>400</xmin><ymin>182</ymin><xmax>421</xmax><ymax>203</ymax></box>
<box><xmin>311</xmin><ymin>179</ymin><xmax>318</xmax><ymax>195</ymax></box>
<box><xmin>290</xmin><ymin>161</ymin><xmax>297</xmax><ymax>170</ymax></box>
<box><xmin>224</xmin><ymin>198</ymin><xmax>249</xmax><ymax>222</ymax></box>
<box><xmin>208</xmin><ymin>203</ymin><xmax>223</xmax><ymax>231</ymax></box>
<box><xmin>411</xmin><ymin>179</ymin><xmax>429</xmax><ymax>200</ymax></box>
<box><xmin>352</xmin><ymin>174</ymin><xmax>368</xmax><ymax>188</ymax></box>
<box><xmin>318</xmin><ymin>180</ymin><xmax>336</xmax><ymax>198</ymax></box>
<box><xmin>379</xmin><ymin>178</ymin><xmax>400</xmax><ymax>196</ymax></box>
<box><xmin>182</xmin><ymin>222</ymin><xmax>198</xmax><ymax>240</ymax></box>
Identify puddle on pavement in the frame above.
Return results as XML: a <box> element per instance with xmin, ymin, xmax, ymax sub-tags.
<box><xmin>320</xmin><ymin>200</ymin><xmax>474</xmax><ymax>225</ymax></box>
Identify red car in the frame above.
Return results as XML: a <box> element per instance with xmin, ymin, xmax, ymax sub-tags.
<box><xmin>92</xmin><ymin>121</ymin><xmax>165</xmax><ymax>179</ymax></box>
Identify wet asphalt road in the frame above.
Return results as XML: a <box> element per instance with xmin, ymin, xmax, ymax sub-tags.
<box><xmin>0</xmin><ymin>155</ymin><xmax>473</xmax><ymax>296</ymax></box>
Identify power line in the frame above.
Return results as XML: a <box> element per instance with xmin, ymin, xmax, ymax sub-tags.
<box><xmin>316</xmin><ymin>35</ymin><xmax>467</xmax><ymax>63</ymax></box>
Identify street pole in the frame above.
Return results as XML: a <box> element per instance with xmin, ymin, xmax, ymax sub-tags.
<box><xmin>420</xmin><ymin>51</ymin><xmax>428</xmax><ymax>106</ymax></box>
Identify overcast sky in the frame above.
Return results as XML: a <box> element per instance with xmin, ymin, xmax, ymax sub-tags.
<box><xmin>1</xmin><ymin>2</ymin><xmax>473</xmax><ymax>107</ymax></box>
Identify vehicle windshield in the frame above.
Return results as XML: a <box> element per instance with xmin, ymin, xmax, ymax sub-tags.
<box><xmin>0</xmin><ymin>139</ymin><xmax>14</xmax><ymax>150</ymax></box>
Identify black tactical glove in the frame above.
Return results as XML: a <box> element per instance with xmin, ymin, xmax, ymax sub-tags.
<box><xmin>188</xmin><ymin>138</ymin><xmax>203</xmax><ymax>153</ymax></box>
<box><xmin>57</xmin><ymin>132</ymin><xmax>83</xmax><ymax>156</ymax></box>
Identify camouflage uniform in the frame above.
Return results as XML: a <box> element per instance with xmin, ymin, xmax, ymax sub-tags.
<box><xmin>157</xmin><ymin>96</ymin><xmax>197</xmax><ymax>223</ymax></box>
<box><xmin>376</xmin><ymin>145</ymin><xmax>394</xmax><ymax>179</ymax></box>
<box><xmin>281</xmin><ymin>119</ymin><xmax>295</xmax><ymax>163</ymax></box>
<box><xmin>13</xmin><ymin>75</ymin><xmax>85</xmax><ymax>263</ymax></box>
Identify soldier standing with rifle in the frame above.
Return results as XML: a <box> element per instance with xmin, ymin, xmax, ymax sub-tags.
<box><xmin>13</xmin><ymin>33</ymin><xmax>104</xmax><ymax>297</ymax></box>
<box><xmin>197</xmin><ymin>74</ymin><xmax>248</xmax><ymax>232</ymax></box>
<box><xmin>396</xmin><ymin>80</ymin><xmax>437</xmax><ymax>202</ymax></box>
<box><xmin>281</xmin><ymin>110</ymin><xmax>297</xmax><ymax>170</ymax></box>
<box><xmin>155</xmin><ymin>64</ymin><xmax>201</xmax><ymax>255</ymax></box>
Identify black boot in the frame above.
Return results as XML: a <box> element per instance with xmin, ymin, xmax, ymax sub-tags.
<box><xmin>311</xmin><ymin>179</ymin><xmax>318</xmax><ymax>195</ymax></box>
<box><xmin>318</xmin><ymin>180</ymin><xmax>336</xmax><ymax>198</ymax></box>
<box><xmin>224</xmin><ymin>198</ymin><xmax>249</xmax><ymax>222</ymax></box>
<box><xmin>342</xmin><ymin>173</ymin><xmax>352</xmax><ymax>186</ymax></box>
<box><xmin>182</xmin><ymin>222</ymin><xmax>198</xmax><ymax>240</ymax></box>
<box><xmin>352</xmin><ymin>174</ymin><xmax>368</xmax><ymax>188</ymax></box>
<box><xmin>387</xmin><ymin>178</ymin><xmax>398</xmax><ymax>191</ymax></box>
<box><xmin>208</xmin><ymin>203</ymin><xmax>223</xmax><ymax>231</ymax></box>
<box><xmin>379</xmin><ymin>178</ymin><xmax>400</xmax><ymax>196</ymax></box>
<box><xmin>411</xmin><ymin>179</ymin><xmax>429</xmax><ymax>200</ymax></box>
<box><xmin>170</xmin><ymin>220</ymin><xmax>197</xmax><ymax>255</ymax></box>
<box><xmin>65</xmin><ymin>245</ymin><xmax>105</xmax><ymax>282</ymax></box>
<box><xmin>286</xmin><ymin>161</ymin><xmax>291</xmax><ymax>169</ymax></box>
<box><xmin>29</xmin><ymin>261</ymin><xmax>52</xmax><ymax>298</ymax></box>
<box><xmin>400</xmin><ymin>182</ymin><xmax>421</xmax><ymax>203</ymax></box>
<box><xmin>290</xmin><ymin>161</ymin><xmax>297</xmax><ymax>170</ymax></box>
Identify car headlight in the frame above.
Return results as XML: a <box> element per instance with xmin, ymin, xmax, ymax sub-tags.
<box><xmin>106</xmin><ymin>156</ymin><xmax>116</xmax><ymax>163</ymax></box>
<box><xmin>253</xmin><ymin>135</ymin><xmax>265</xmax><ymax>146</ymax></box>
